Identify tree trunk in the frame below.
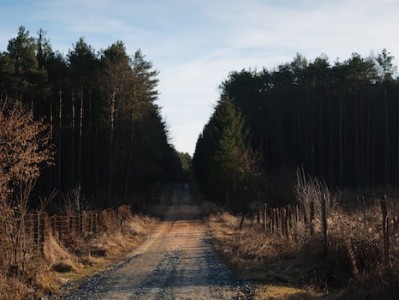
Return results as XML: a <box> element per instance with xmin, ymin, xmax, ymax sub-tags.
<box><xmin>384</xmin><ymin>83</ymin><xmax>389</xmax><ymax>186</ymax></box>
<box><xmin>71</xmin><ymin>92</ymin><xmax>76</xmax><ymax>188</ymax></box>
<box><xmin>339</xmin><ymin>93</ymin><xmax>344</xmax><ymax>186</ymax></box>
<box><xmin>107</xmin><ymin>91</ymin><xmax>117</xmax><ymax>200</ymax></box>
<box><xmin>78</xmin><ymin>88</ymin><xmax>83</xmax><ymax>188</ymax></box>
<box><xmin>58</xmin><ymin>89</ymin><xmax>62</xmax><ymax>191</ymax></box>
<box><xmin>124</xmin><ymin>123</ymin><xmax>134</xmax><ymax>200</ymax></box>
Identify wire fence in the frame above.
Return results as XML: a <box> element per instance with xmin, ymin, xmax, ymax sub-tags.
<box><xmin>0</xmin><ymin>205</ymin><xmax>131</xmax><ymax>275</ymax></box>
<box><xmin>253</xmin><ymin>195</ymin><xmax>399</xmax><ymax>271</ymax></box>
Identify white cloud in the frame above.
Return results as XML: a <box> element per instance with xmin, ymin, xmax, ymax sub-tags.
<box><xmin>157</xmin><ymin>0</ymin><xmax>399</xmax><ymax>153</ymax></box>
<box><xmin>204</xmin><ymin>0</ymin><xmax>399</xmax><ymax>60</ymax></box>
<box><xmin>1</xmin><ymin>0</ymin><xmax>399</xmax><ymax>154</ymax></box>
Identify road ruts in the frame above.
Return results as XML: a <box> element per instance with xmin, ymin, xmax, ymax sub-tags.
<box><xmin>63</xmin><ymin>184</ymin><xmax>253</xmax><ymax>300</ymax></box>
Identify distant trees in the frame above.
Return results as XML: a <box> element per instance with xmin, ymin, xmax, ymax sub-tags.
<box><xmin>194</xmin><ymin>51</ymin><xmax>399</xmax><ymax>206</ymax></box>
<box><xmin>177</xmin><ymin>152</ymin><xmax>192</xmax><ymax>182</ymax></box>
<box><xmin>0</xmin><ymin>26</ymin><xmax>182</xmax><ymax>209</ymax></box>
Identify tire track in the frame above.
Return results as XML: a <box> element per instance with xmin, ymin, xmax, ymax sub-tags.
<box><xmin>62</xmin><ymin>184</ymin><xmax>253</xmax><ymax>300</ymax></box>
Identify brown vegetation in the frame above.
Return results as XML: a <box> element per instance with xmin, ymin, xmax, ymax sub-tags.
<box><xmin>205</xmin><ymin>175</ymin><xmax>399</xmax><ymax>299</ymax></box>
<box><xmin>0</xmin><ymin>103</ymin><xmax>53</xmax><ymax>202</ymax></box>
<box><xmin>0</xmin><ymin>204</ymin><xmax>157</xmax><ymax>299</ymax></box>
<box><xmin>0</xmin><ymin>102</ymin><xmax>55</xmax><ymax>299</ymax></box>
<box><xmin>0</xmin><ymin>101</ymin><xmax>165</xmax><ymax>299</ymax></box>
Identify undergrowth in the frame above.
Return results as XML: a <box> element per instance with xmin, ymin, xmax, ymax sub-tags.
<box><xmin>206</xmin><ymin>195</ymin><xmax>399</xmax><ymax>300</ymax></box>
<box><xmin>0</xmin><ymin>207</ymin><xmax>157</xmax><ymax>300</ymax></box>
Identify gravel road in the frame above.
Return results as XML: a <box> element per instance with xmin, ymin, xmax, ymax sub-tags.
<box><xmin>62</xmin><ymin>184</ymin><xmax>253</xmax><ymax>300</ymax></box>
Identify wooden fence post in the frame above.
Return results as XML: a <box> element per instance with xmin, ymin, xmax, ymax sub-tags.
<box><xmin>69</xmin><ymin>214</ymin><xmax>74</xmax><ymax>235</ymax></box>
<box><xmin>58</xmin><ymin>215</ymin><xmax>62</xmax><ymax>240</ymax></box>
<box><xmin>293</xmin><ymin>205</ymin><xmax>299</xmax><ymax>243</ymax></box>
<box><xmin>275</xmin><ymin>208</ymin><xmax>280</xmax><ymax>231</ymax></box>
<box><xmin>78</xmin><ymin>213</ymin><xmax>82</xmax><ymax>236</ymax></box>
<box><xmin>75</xmin><ymin>214</ymin><xmax>79</xmax><ymax>235</ymax></box>
<box><xmin>284</xmin><ymin>208</ymin><xmax>289</xmax><ymax>239</ymax></box>
<box><xmin>33</xmin><ymin>213</ymin><xmax>40</xmax><ymax>254</ymax></box>
<box><xmin>264</xmin><ymin>204</ymin><xmax>267</xmax><ymax>232</ymax></box>
<box><xmin>271</xmin><ymin>209</ymin><xmax>275</xmax><ymax>233</ymax></box>
<box><xmin>62</xmin><ymin>215</ymin><xmax>67</xmax><ymax>239</ymax></box>
<box><xmin>93</xmin><ymin>212</ymin><xmax>98</xmax><ymax>234</ymax></box>
<box><xmin>39</xmin><ymin>213</ymin><xmax>47</xmax><ymax>257</ymax></box>
<box><xmin>380</xmin><ymin>195</ymin><xmax>390</xmax><ymax>267</ymax></box>
<box><xmin>321</xmin><ymin>194</ymin><xmax>328</xmax><ymax>256</ymax></box>
<box><xmin>345</xmin><ymin>237</ymin><xmax>359</xmax><ymax>276</ymax></box>
<box><xmin>280</xmin><ymin>208</ymin><xmax>284</xmax><ymax>236</ymax></box>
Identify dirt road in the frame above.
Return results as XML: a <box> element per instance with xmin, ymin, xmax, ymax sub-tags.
<box><xmin>63</xmin><ymin>184</ymin><xmax>253</xmax><ymax>299</ymax></box>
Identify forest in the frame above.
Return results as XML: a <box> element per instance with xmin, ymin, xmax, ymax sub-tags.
<box><xmin>2</xmin><ymin>25</ymin><xmax>399</xmax><ymax>299</ymax></box>
<box><xmin>0</xmin><ymin>26</ymin><xmax>184</xmax><ymax>210</ymax></box>
<box><xmin>193</xmin><ymin>50</ymin><xmax>399</xmax><ymax>209</ymax></box>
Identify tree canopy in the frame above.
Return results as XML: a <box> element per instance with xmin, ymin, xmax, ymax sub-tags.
<box><xmin>193</xmin><ymin>97</ymin><xmax>261</xmax><ymax>211</ymax></box>
<box><xmin>194</xmin><ymin>51</ymin><xmax>399</xmax><ymax>209</ymax></box>
<box><xmin>0</xmin><ymin>26</ymin><xmax>183</xmax><ymax>209</ymax></box>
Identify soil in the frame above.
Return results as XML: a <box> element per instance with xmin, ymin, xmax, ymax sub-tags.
<box><xmin>61</xmin><ymin>184</ymin><xmax>253</xmax><ymax>299</ymax></box>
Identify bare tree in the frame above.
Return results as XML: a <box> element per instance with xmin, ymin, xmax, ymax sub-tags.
<box><xmin>0</xmin><ymin>102</ymin><xmax>54</xmax><ymax>272</ymax></box>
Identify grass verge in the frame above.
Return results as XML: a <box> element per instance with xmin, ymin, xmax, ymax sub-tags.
<box><xmin>206</xmin><ymin>210</ymin><xmax>324</xmax><ymax>299</ymax></box>
<box><xmin>205</xmin><ymin>202</ymin><xmax>399</xmax><ymax>300</ymax></box>
<box><xmin>0</xmin><ymin>212</ymin><xmax>158</xmax><ymax>300</ymax></box>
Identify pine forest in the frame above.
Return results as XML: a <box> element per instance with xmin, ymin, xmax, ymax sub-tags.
<box><xmin>0</xmin><ymin>26</ymin><xmax>184</xmax><ymax>211</ymax></box>
<box><xmin>3</xmin><ymin>24</ymin><xmax>399</xmax><ymax>299</ymax></box>
<box><xmin>193</xmin><ymin>51</ymin><xmax>399</xmax><ymax>209</ymax></box>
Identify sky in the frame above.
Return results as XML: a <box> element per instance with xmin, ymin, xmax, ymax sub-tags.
<box><xmin>1</xmin><ymin>0</ymin><xmax>399</xmax><ymax>155</ymax></box>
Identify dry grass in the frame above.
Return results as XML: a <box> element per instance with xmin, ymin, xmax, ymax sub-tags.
<box><xmin>0</xmin><ymin>275</ymin><xmax>32</xmax><ymax>300</ymax></box>
<box><xmin>207</xmin><ymin>198</ymin><xmax>399</xmax><ymax>300</ymax></box>
<box><xmin>0</xmin><ymin>208</ymin><xmax>158</xmax><ymax>299</ymax></box>
<box><xmin>254</xmin><ymin>284</ymin><xmax>321</xmax><ymax>300</ymax></box>
<box><xmin>51</xmin><ymin>212</ymin><xmax>157</xmax><ymax>291</ymax></box>
<box><xmin>208</xmin><ymin>211</ymin><xmax>325</xmax><ymax>299</ymax></box>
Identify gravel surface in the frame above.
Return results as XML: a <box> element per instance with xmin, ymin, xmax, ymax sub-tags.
<box><xmin>61</xmin><ymin>184</ymin><xmax>254</xmax><ymax>299</ymax></box>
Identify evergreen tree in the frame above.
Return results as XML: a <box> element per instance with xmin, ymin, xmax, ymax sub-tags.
<box><xmin>193</xmin><ymin>97</ymin><xmax>261</xmax><ymax>211</ymax></box>
<box><xmin>5</xmin><ymin>26</ymin><xmax>49</xmax><ymax>113</ymax></box>
<box><xmin>196</xmin><ymin>51</ymin><xmax>399</xmax><ymax>208</ymax></box>
<box><xmin>1</xmin><ymin>26</ymin><xmax>183</xmax><ymax>209</ymax></box>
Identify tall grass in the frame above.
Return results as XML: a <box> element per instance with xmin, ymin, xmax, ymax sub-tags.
<box><xmin>0</xmin><ymin>202</ymin><xmax>157</xmax><ymax>299</ymax></box>
<box><xmin>207</xmin><ymin>170</ymin><xmax>399</xmax><ymax>299</ymax></box>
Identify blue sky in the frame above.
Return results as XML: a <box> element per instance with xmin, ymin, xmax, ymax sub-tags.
<box><xmin>1</xmin><ymin>0</ymin><xmax>399</xmax><ymax>154</ymax></box>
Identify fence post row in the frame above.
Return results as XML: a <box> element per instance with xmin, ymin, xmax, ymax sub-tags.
<box><xmin>256</xmin><ymin>194</ymin><xmax>398</xmax><ymax>273</ymax></box>
<box><xmin>12</xmin><ymin>207</ymin><xmax>124</xmax><ymax>261</ymax></box>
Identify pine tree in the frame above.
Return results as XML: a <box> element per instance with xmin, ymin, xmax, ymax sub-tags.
<box><xmin>193</xmin><ymin>97</ymin><xmax>261</xmax><ymax>211</ymax></box>
<box><xmin>0</xmin><ymin>26</ymin><xmax>184</xmax><ymax>210</ymax></box>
